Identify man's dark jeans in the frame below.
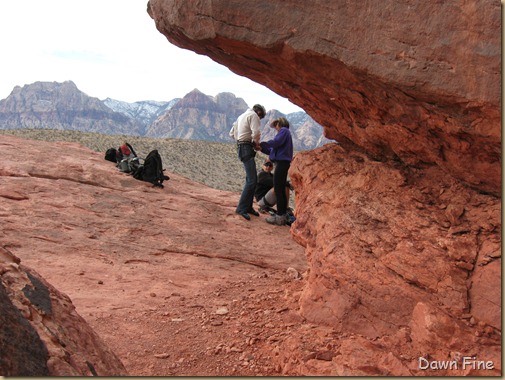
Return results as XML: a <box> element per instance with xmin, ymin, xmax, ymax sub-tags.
<box><xmin>236</xmin><ymin>143</ymin><xmax>257</xmax><ymax>214</ymax></box>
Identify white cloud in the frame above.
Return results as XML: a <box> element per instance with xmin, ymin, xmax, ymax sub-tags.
<box><xmin>0</xmin><ymin>0</ymin><xmax>303</xmax><ymax>113</ymax></box>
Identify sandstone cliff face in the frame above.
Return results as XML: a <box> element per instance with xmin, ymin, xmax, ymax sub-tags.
<box><xmin>147</xmin><ymin>0</ymin><xmax>501</xmax><ymax>375</ymax></box>
<box><xmin>147</xmin><ymin>0</ymin><xmax>500</xmax><ymax>196</ymax></box>
<box><xmin>0</xmin><ymin>81</ymin><xmax>141</xmax><ymax>135</ymax></box>
<box><xmin>289</xmin><ymin>145</ymin><xmax>500</xmax><ymax>375</ymax></box>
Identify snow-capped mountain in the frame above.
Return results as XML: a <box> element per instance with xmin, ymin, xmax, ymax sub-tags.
<box><xmin>103</xmin><ymin>98</ymin><xmax>180</xmax><ymax>132</ymax></box>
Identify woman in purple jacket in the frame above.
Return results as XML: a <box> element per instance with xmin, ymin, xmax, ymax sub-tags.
<box><xmin>260</xmin><ymin>117</ymin><xmax>293</xmax><ymax>226</ymax></box>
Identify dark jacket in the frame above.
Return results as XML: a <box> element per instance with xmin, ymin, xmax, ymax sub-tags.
<box><xmin>260</xmin><ymin>127</ymin><xmax>293</xmax><ymax>162</ymax></box>
<box><xmin>255</xmin><ymin>170</ymin><xmax>274</xmax><ymax>201</ymax></box>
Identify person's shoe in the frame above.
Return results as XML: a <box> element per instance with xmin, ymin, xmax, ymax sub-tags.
<box><xmin>236</xmin><ymin>211</ymin><xmax>250</xmax><ymax>220</ymax></box>
<box><xmin>247</xmin><ymin>208</ymin><xmax>260</xmax><ymax>217</ymax></box>
<box><xmin>259</xmin><ymin>205</ymin><xmax>276</xmax><ymax>214</ymax></box>
<box><xmin>286</xmin><ymin>214</ymin><xmax>296</xmax><ymax>226</ymax></box>
<box><xmin>276</xmin><ymin>214</ymin><xmax>288</xmax><ymax>225</ymax></box>
<box><xmin>266</xmin><ymin>214</ymin><xmax>287</xmax><ymax>226</ymax></box>
<box><xmin>258</xmin><ymin>205</ymin><xmax>269</xmax><ymax>214</ymax></box>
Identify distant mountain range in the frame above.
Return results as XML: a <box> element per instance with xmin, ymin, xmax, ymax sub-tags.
<box><xmin>0</xmin><ymin>81</ymin><xmax>331</xmax><ymax>150</ymax></box>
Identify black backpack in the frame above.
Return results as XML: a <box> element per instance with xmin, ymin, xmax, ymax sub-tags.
<box><xmin>104</xmin><ymin>148</ymin><xmax>118</xmax><ymax>163</ymax></box>
<box><xmin>132</xmin><ymin>150</ymin><xmax>170</xmax><ymax>188</ymax></box>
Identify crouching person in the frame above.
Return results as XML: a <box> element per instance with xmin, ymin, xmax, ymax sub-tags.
<box><xmin>255</xmin><ymin>159</ymin><xmax>292</xmax><ymax>214</ymax></box>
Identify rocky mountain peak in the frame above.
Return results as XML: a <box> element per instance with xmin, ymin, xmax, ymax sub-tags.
<box><xmin>0</xmin><ymin>81</ymin><xmax>140</xmax><ymax>135</ymax></box>
<box><xmin>3</xmin><ymin>81</ymin><xmax>89</xmax><ymax>112</ymax></box>
<box><xmin>172</xmin><ymin>88</ymin><xmax>219</xmax><ymax>111</ymax></box>
<box><xmin>214</xmin><ymin>92</ymin><xmax>249</xmax><ymax>118</ymax></box>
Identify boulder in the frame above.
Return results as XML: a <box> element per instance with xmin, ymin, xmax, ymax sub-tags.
<box><xmin>0</xmin><ymin>246</ymin><xmax>126</xmax><ymax>376</ymax></box>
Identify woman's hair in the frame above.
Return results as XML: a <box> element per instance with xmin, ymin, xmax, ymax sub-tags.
<box><xmin>277</xmin><ymin>117</ymin><xmax>290</xmax><ymax>129</ymax></box>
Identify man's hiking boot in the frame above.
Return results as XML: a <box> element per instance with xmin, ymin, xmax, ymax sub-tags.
<box><xmin>236</xmin><ymin>211</ymin><xmax>251</xmax><ymax>220</ymax></box>
<box><xmin>266</xmin><ymin>213</ymin><xmax>288</xmax><ymax>226</ymax></box>
<box><xmin>247</xmin><ymin>208</ymin><xmax>260</xmax><ymax>217</ymax></box>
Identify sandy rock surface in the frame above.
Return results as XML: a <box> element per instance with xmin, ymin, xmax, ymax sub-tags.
<box><xmin>0</xmin><ymin>134</ymin><xmax>309</xmax><ymax>376</ymax></box>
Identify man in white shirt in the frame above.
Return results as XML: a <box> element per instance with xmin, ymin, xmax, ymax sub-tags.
<box><xmin>229</xmin><ymin>104</ymin><xmax>266</xmax><ymax>220</ymax></box>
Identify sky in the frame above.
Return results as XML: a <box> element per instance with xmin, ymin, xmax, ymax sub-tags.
<box><xmin>0</xmin><ymin>0</ymin><xmax>303</xmax><ymax>113</ymax></box>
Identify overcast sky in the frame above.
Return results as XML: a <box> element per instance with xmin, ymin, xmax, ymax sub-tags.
<box><xmin>0</xmin><ymin>0</ymin><xmax>303</xmax><ymax>113</ymax></box>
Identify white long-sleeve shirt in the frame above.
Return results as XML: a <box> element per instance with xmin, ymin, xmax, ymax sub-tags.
<box><xmin>229</xmin><ymin>109</ymin><xmax>261</xmax><ymax>144</ymax></box>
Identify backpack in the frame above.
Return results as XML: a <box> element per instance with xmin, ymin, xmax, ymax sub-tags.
<box><xmin>119</xmin><ymin>143</ymin><xmax>131</xmax><ymax>156</ymax></box>
<box><xmin>117</xmin><ymin>143</ymin><xmax>137</xmax><ymax>161</ymax></box>
<box><xmin>128</xmin><ymin>157</ymin><xmax>141</xmax><ymax>173</ymax></box>
<box><xmin>105</xmin><ymin>148</ymin><xmax>118</xmax><ymax>163</ymax></box>
<box><xmin>118</xmin><ymin>159</ymin><xmax>130</xmax><ymax>173</ymax></box>
<box><xmin>118</xmin><ymin>157</ymin><xmax>142</xmax><ymax>174</ymax></box>
<box><xmin>132</xmin><ymin>149</ymin><xmax>169</xmax><ymax>188</ymax></box>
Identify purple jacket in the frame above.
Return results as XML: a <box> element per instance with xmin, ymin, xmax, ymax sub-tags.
<box><xmin>260</xmin><ymin>127</ymin><xmax>293</xmax><ymax>162</ymax></box>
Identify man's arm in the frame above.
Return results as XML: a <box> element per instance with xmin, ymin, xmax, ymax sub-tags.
<box><xmin>229</xmin><ymin>122</ymin><xmax>237</xmax><ymax>140</ymax></box>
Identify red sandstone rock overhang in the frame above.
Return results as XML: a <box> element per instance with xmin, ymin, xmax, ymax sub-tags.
<box><xmin>146</xmin><ymin>0</ymin><xmax>501</xmax><ymax>196</ymax></box>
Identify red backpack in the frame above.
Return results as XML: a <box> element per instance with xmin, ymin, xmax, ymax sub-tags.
<box><xmin>120</xmin><ymin>143</ymin><xmax>131</xmax><ymax>156</ymax></box>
